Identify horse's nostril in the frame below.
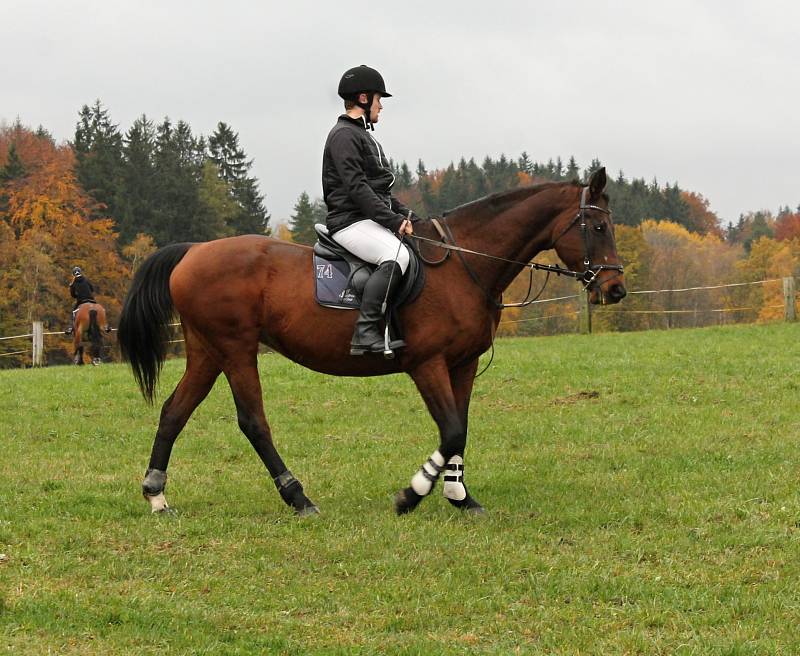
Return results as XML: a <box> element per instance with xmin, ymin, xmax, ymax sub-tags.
<box><xmin>609</xmin><ymin>284</ymin><xmax>627</xmax><ymax>300</ymax></box>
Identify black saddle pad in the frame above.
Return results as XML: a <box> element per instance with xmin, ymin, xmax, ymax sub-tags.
<box><xmin>313</xmin><ymin>256</ymin><xmax>367</xmax><ymax>309</ymax></box>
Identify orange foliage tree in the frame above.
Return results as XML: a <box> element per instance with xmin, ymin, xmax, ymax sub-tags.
<box><xmin>774</xmin><ymin>211</ymin><xmax>800</xmax><ymax>241</ymax></box>
<box><xmin>681</xmin><ymin>191</ymin><xmax>722</xmax><ymax>237</ymax></box>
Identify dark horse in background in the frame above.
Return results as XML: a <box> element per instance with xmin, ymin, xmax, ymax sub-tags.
<box><xmin>72</xmin><ymin>302</ymin><xmax>109</xmax><ymax>366</ymax></box>
<box><xmin>118</xmin><ymin>168</ymin><xmax>626</xmax><ymax>516</ymax></box>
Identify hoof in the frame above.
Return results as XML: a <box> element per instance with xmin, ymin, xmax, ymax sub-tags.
<box><xmin>464</xmin><ymin>504</ymin><xmax>487</xmax><ymax>515</ymax></box>
<box><xmin>394</xmin><ymin>487</ymin><xmax>424</xmax><ymax>515</ymax></box>
<box><xmin>154</xmin><ymin>506</ymin><xmax>177</xmax><ymax>516</ymax></box>
<box><xmin>295</xmin><ymin>504</ymin><xmax>321</xmax><ymax>517</ymax></box>
<box><xmin>447</xmin><ymin>494</ymin><xmax>486</xmax><ymax>514</ymax></box>
<box><xmin>145</xmin><ymin>492</ymin><xmax>170</xmax><ymax>513</ymax></box>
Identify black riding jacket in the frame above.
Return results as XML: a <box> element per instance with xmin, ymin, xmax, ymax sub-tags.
<box><xmin>70</xmin><ymin>276</ymin><xmax>95</xmax><ymax>303</ymax></box>
<box><xmin>322</xmin><ymin>114</ymin><xmax>418</xmax><ymax>234</ymax></box>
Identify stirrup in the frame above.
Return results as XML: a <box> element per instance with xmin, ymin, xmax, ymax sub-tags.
<box><xmin>350</xmin><ymin>339</ymin><xmax>406</xmax><ymax>357</ymax></box>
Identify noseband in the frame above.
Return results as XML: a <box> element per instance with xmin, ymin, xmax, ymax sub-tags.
<box><xmin>549</xmin><ymin>186</ymin><xmax>624</xmax><ymax>289</ymax></box>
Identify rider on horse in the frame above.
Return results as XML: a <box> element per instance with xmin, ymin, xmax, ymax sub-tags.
<box><xmin>64</xmin><ymin>266</ymin><xmax>96</xmax><ymax>335</ymax></box>
<box><xmin>323</xmin><ymin>65</ymin><xmax>422</xmax><ymax>355</ymax></box>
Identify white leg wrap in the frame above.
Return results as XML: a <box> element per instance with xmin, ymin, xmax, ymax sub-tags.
<box><xmin>443</xmin><ymin>455</ymin><xmax>467</xmax><ymax>501</ymax></box>
<box><xmin>410</xmin><ymin>450</ymin><xmax>445</xmax><ymax>496</ymax></box>
<box><xmin>146</xmin><ymin>492</ymin><xmax>169</xmax><ymax>513</ymax></box>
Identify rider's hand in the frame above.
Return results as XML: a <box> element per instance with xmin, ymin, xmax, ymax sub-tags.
<box><xmin>399</xmin><ymin>219</ymin><xmax>414</xmax><ymax>236</ymax></box>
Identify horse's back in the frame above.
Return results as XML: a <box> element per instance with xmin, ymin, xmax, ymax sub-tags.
<box><xmin>170</xmin><ymin>235</ymin><xmax>318</xmax><ymax>334</ymax></box>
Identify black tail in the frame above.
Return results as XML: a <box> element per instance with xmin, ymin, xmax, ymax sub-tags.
<box><xmin>88</xmin><ymin>309</ymin><xmax>102</xmax><ymax>359</ymax></box>
<box><xmin>118</xmin><ymin>243</ymin><xmax>193</xmax><ymax>403</ymax></box>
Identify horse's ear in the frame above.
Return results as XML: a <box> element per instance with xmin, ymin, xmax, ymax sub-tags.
<box><xmin>588</xmin><ymin>167</ymin><xmax>607</xmax><ymax>199</ymax></box>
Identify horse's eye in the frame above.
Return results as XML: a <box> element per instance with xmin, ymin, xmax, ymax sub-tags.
<box><xmin>594</xmin><ymin>223</ymin><xmax>606</xmax><ymax>233</ymax></box>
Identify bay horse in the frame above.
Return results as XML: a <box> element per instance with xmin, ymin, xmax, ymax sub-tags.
<box><xmin>71</xmin><ymin>302</ymin><xmax>109</xmax><ymax>366</ymax></box>
<box><xmin>118</xmin><ymin>168</ymin><xmax>626</xmax><ymax>516</ymax></box>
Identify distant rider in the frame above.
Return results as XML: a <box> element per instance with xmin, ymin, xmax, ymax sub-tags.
<box><xmin>64</xmin><ymin>266</ymin><xmax>96</xmax><ymax>335</ymax></box>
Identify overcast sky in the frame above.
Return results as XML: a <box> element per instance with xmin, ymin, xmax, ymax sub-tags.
<box><xmin>3</xmin><ymin>0</ymin><xmax>797</xmax><ymax>227</ymax></box>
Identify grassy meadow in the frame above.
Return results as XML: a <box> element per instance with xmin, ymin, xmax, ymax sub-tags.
<box><xmin>1</xmin><ymin>322</ymin><xmax>799</xmax><ymax>654</ymax></box>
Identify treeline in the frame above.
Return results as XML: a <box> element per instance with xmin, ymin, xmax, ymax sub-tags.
<box><xmin>287</xmin><ymin>153</ymin><xmax>722</xmax><ymax>243</ymax></box>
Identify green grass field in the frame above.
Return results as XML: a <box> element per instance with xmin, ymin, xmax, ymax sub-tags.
<box><xmin>1</xmin><ymin>323</ymin><xmax>799</xmax><ymax>655</ymax></box>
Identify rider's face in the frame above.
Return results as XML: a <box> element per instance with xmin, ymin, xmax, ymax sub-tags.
<box><xmin>368</xmin><ymin>93</ymin><xmax>383</xmax><ymax>124</ymax></box>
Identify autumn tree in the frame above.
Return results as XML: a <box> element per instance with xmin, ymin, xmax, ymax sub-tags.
<box><xmin>774</xmin><ymin>208</ymin><xmax>800</xmax><ymax>241</ymax></box>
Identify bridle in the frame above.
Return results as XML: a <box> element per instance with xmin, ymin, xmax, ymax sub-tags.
<box><xmin>548</xmin><ymin>185</ymin><xmax>624</xmax><ymax>290</ymax></box>
<box><xmin>409</xmin><ymin>185</ymin><xmax>624</xmax><ymax>309</ymax></box>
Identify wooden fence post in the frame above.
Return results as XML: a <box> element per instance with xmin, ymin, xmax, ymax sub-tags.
<box><xmin>32</xmin><ymin>321</ymin><xmax>44</xmax><ymax>367</ymax></box>
<box><xmin>784</xmin><ymin>277</ymin><xmax>797</xmax><ymax>322</ymax></box>
<box><xmin>578</xmin><ymin>291</ymin><xmax>592</xmax><ymax>334</ymax></box>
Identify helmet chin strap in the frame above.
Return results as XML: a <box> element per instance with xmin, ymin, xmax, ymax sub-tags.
<box><xmin>356</xmin><ymin>92</ymin><xmax>375</xmax><ymax>130</ymax></box>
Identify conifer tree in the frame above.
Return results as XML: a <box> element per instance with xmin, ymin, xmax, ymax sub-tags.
<box><xmin>118</xmin><ymin>115</ymin><xmax>157</xmax><ymax>244</ymax></box>
<box><xmin>73</xmin><ymin>100</ymin><xmax>125</xmax><ymax>220</ymax></box>
<box><xmin>0</xmin><ymin>143</ymin><xmax>26</xmax><ymax>182</ymax></box>
<box><xmin>208</xmin><ymin>122</ymin><xmax>269</xmax><ymax>235</ymax></box>
<box><xmin>565</xmin><ymin>156</ymin><xmax>580</xmax><ymax>180</ymax></box>
<box><xmin>290</xmin><ymin>192</ymin><xmax>318</xmax><ymax>245</ymax></box>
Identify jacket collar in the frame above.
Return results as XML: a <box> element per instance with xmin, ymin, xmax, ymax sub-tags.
<box><xmin>338</xmin><ymin>114</ymin><xmax>368</xmax><ymax>130</ymax></box>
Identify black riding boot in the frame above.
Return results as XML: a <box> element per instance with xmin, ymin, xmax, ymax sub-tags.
<box><xmin>350</xmin><ymin>261</ymin><xmax>406</xmax><ymax>355</ymax></box>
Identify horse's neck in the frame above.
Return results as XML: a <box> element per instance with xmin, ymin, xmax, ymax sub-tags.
<box><xmin>448</xmin><ymin>186</ymin><xmax>575</xmax><ymax>296</ymax></box>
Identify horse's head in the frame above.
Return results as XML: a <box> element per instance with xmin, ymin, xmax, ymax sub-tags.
<box><xmin>550</xmin><ymin>168</ymin><xmax>627</xmax><ymax>305</ymax></box>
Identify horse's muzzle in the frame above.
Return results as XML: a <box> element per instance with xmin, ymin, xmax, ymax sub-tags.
<box><xmin>607</xmin><ymin>284</ymin><xmax>627</xmax><ymax>303</ymax></box>
<box><xmin>590</xmin><ymin>283</ymin><xmax>627</xmax><ymax>305</ymax></box>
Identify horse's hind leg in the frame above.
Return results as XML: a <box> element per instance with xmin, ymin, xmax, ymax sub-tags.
<box><xmin>224</xmin><ymin>356</ymin><xmax>318</xmax><ymax>516</ymax></box>
<box><xmin>142</xmin><ymin>343</ymin><xmax>220</xmax><ymax>512</ymax></box>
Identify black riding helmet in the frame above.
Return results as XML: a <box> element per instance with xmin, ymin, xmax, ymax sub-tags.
<box><xmin>338</xmin><ymin>65</ymin><xmax>391</xmax><ymax>130</ymax></box>
<box><xmin>72</xmin><ymin>266</ymin><xmax>83</xmax><ymax>277</ymax></box>
<box><xmin>338</xmin><ymin>65</ymin><xmax>392</xmax><ymax>99</ymax></box>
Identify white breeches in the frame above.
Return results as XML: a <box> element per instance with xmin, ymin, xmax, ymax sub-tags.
<box><xmin>332</xmin><ymin>220</ymin><xmax>410</xmax><ymax>274</ymax></box>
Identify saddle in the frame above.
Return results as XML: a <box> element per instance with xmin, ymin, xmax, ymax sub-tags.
<box><xmin>312</xmin><ymin>224</ymin><xmax>425</xmax><ymax>311</ymax></box>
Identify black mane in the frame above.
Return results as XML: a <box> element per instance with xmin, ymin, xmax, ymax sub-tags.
<box><xmin>443</xmin><ymin>180</ymin><xmax>580</xmax><ymax>219</ymax></box>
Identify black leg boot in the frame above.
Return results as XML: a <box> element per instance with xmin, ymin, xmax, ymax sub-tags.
<box><xmin>350</xmin><ymin>261</ymin><xmax>406</xmax><ymax>355</ymax></box>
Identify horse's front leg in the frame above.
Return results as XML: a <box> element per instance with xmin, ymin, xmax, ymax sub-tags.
<box><xmin>443</xmin><ymin>358</ymin><xmax>484</xmax><ymax>513</ymax></box>
<box><xmin>395</xmin><ymin>356</ymin><xmax>466</xmax><ymax>515</ymax></box>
